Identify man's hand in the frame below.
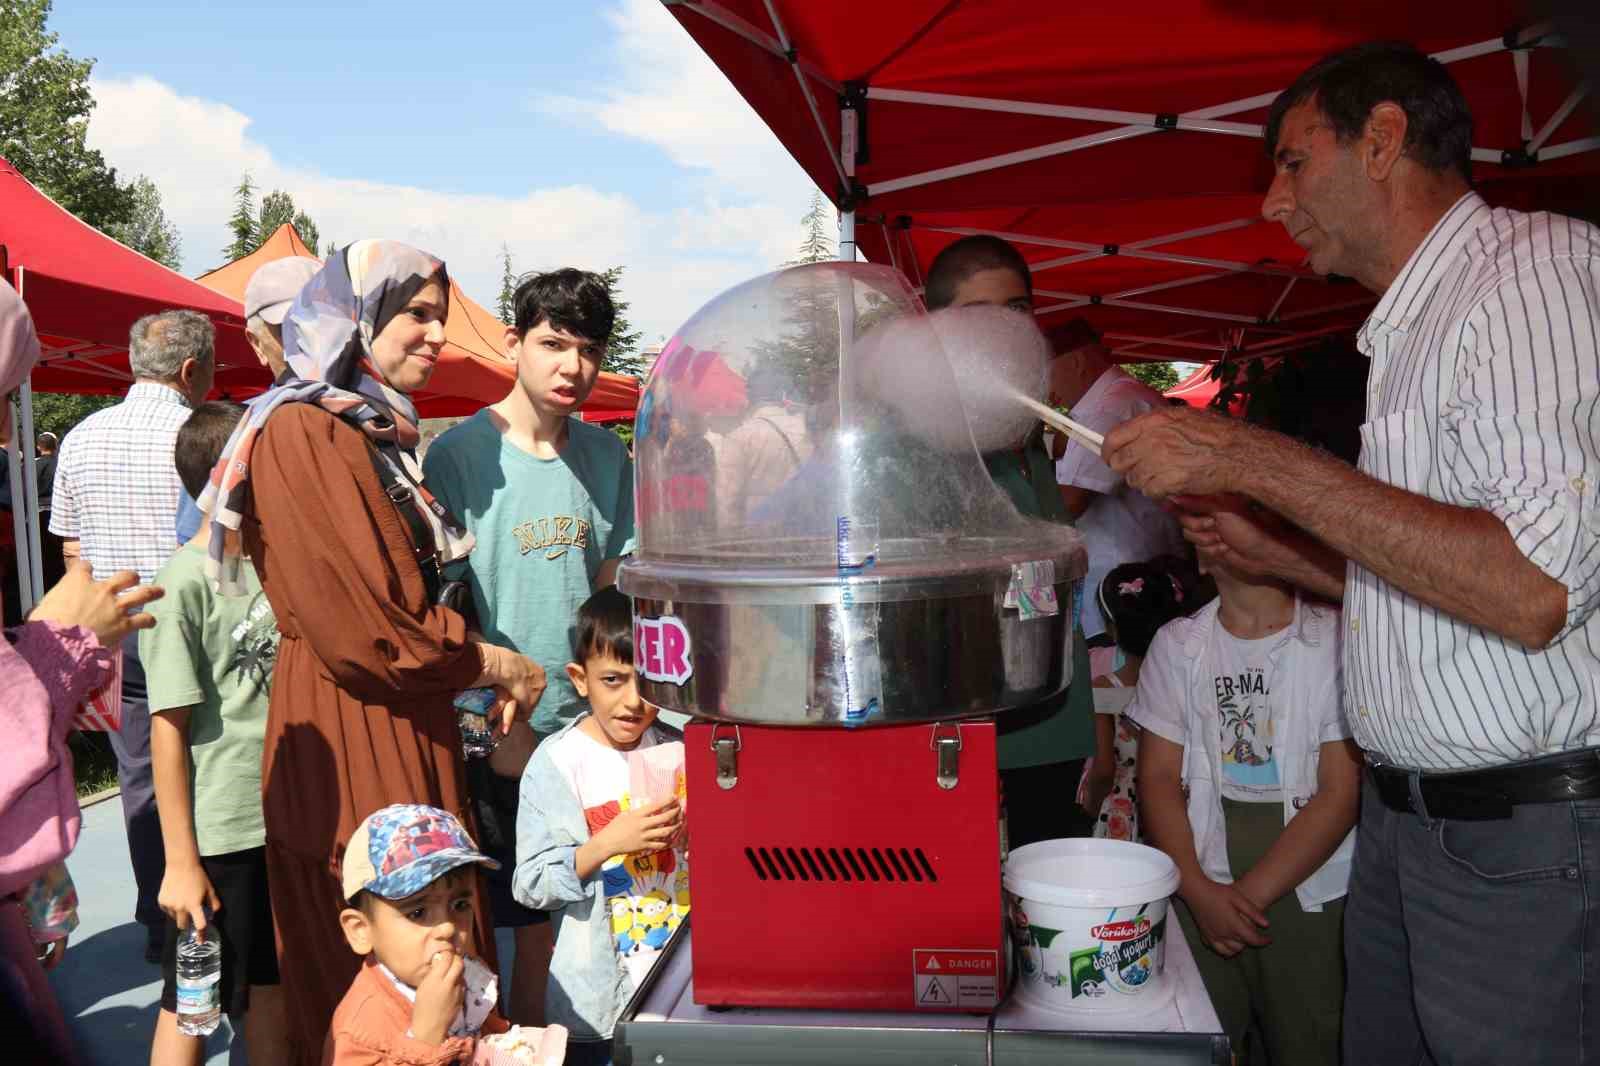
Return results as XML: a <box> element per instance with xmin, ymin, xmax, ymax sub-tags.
<box><xmin>1172</xmin><ymin>494</ymin><xmax>1347</xmax><ymax>601</ymax></box>
<box><xmin>595</xmin><ymin>797</ymin><xmax>683</xmax><ymax>858</ymax></box>
<box><xmin>1102</xmin><ymin>407</ymin><xmax>1252</xmax><ymax>500</ymax></box>
<box><xmin>158</xmin><ymin>858</ymin><xmax>221</xmax><ymax>934</ymax></box>
<box><xmin>1182</xmin><ymin>877</ymin><xmax>1271</xmax><ymax>958</ymax></box>
<box><xmin>410</xmin><ymin>946</ymin><xmax>465</xmax><ymax>1046</ymax></box>
<box><xmin>30</xmin><ymin>562</ymin><xmax>164</xmax><ymax>647</ymax></box>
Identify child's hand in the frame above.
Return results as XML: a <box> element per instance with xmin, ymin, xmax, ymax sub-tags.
<box><xmin>158</xmin><ymin>858</ymin><xmax>221</xmax><ymax>935</ymax></box>
<box><xmin>596</xmin><ymin>797</ymin><xmax>683</xmax><ymax>857</ymax></box>
<box><xmin>1183</xmin><ymin>878</ymin><xmax>1270</xmax><ymax>957</ymax></box>
<box><xmin>410</xmin><ymin>946</ymin><xmax>465</xmax><ymax>1046</ymax></box>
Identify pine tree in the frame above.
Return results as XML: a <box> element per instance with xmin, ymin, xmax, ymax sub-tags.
<box><xmin>788</xmin><ymin>189</ymin><xmax>836</xmax><ymax>265</ymax></box>
<box><xmin>495</xmin><ymin>245</ymin><xmax>517</xmax><ymax>323</ymax></box>
<box><xmin>224</xmin><ymin>172</ymin><xmax>257</xmax><ymax>260</ymax></box>
<box><xmin>599</xmin><ymin>266</ymin><xmax>645</xmax><ymax>378</ymax></box>
<box><xmin>292</xmin><ymin>211</ymin><xmax>319</xmax><ymax>255</ymax></box>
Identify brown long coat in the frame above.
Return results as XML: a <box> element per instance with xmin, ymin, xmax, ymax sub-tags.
<box><xmin>243</xmin><ymin>404</ymin><xmax>492</xmax><ymax>1066</ymax></box>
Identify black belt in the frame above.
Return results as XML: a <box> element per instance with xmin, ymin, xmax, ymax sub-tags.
<box><xmin>1368</xmin><ymin>747</ymin><xmax>1600</xmax><ymax>821</ymax></box>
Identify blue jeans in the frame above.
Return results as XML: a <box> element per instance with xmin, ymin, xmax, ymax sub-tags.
<box><xmin>106</xmin><ymin>633</ymin><xmax>165</xmax><ymax>931</ymax></box>
<box><xmin>1344</xmin><ymin>772</ymin><xmax>1600</xmax><ymax>1064</ymax></box>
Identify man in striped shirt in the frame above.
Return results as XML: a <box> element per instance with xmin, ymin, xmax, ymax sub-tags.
<box><xmin>51</xmin><ymin>310</ymin><xmax>214</xmax><ymax>963</ymax></box>
<box><xmin>1105</xmin><ymin>42</ymin><xmax>1599</xmax><ymax>1065</ymax></box>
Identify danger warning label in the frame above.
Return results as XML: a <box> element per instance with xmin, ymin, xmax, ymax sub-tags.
<box><xmin>912</xmin><ymin>949</ymin><xmax>998</xmax><ymax>1009</ymax></box>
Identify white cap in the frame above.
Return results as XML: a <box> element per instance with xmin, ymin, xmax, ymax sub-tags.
<box><xmin>243</xmin><ymin>257</ymin><xmax>322</xmax><ymax>325</ymax></box>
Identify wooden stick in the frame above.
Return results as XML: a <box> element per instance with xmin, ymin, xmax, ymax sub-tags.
<box><xmin>1012</xmin><ymin>394</ymin><xmax>1105</xmax><ymax>455</ymax></box>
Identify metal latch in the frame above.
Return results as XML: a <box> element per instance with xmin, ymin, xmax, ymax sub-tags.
<box><xmin>931</xmin><ymin>724</ymin><xmax>962</xmax><ymax>790</ymax></box>
<box><xmin>711</xmin><ymin>724</ymin><xmax>742</xmax><ymax>790</ymax></box>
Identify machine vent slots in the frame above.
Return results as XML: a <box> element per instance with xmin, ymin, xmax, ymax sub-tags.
<box><xmin>744</xmin><ymin>846</ymin><xmax>938</xmax><ymax>884</ymax></box>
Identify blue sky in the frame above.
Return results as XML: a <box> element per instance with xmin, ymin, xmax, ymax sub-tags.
<box><xmin>59</xmin><ymin>0</ymin><xmax>822</xmax><ymax>343</ymax></box>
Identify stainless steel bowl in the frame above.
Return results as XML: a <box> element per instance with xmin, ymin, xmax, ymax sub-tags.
<box><xmin>619</xmin><ymin>536</ymin><xmax>1084</xmax><ymax>726</ymax></box>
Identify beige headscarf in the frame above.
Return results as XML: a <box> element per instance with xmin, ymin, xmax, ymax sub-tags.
<box><xmin>0</xmin><ymin>278</ymin><xmax>42</xmax><ymax>444</ymax></box>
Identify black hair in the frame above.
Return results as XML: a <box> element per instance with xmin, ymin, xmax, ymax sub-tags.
<box><xmin>510</xmin><ymin>268</ymin><xmax>616</xmax><ymax>344</ymax></box>
<box><xmin>573</xmin><ymin>585</ymin><xmax>634</xmax><ymax>665</ymax></box>
<box><xmin>1098</xmin><ymin>559</ymin><xmax>1206</xmax><ymax>658</ymax></box>
<box><xmin>924</xmin><ymin>235</ymin><xmax>1032</xmax><ymax>310</ymax></box>
<box><xmin>174</xmin><ymin>401</ymin><xmax>245</xmax><ymax>500</ymax></box>
<box><xmin>349</xmin><ymin>889</ymin><xmax>380</xmax><ymax>916</ymax></box>
<box><xmin>1265</xmin><ymin>41</ymin><xmax>1474</xmax><ymax>182</ymax></box>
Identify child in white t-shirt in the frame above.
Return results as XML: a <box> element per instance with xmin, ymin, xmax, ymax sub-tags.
<box><xmin>512</xmin><ymin>588</ymin><xmax>685</xmax><ymax>1066</ymax></box>
<box><xmin>1128</xmin><ymin>557</ymin><xmax>1359</xmax><ymax>1066</ymax></box>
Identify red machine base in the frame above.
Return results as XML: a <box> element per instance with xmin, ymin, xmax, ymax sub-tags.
<box><xmin>685</xmin><ymin>720</ymin><xmax>1007</xmax><ymax>1012</ymax></box>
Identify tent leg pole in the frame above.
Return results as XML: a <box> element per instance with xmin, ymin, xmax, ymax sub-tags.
<box><xmin>19</xmin><ymin>378</ymin><xmax>43</xmax><ymax>604</ymax></box>
<box><xmin>7</xmin><ymin>389</ymin><xmax>36</xmax><ymax>617</ymax></box>
<box><xmin>839</xmin><ymin>209</ymin><xmax>856</xmax><ymax>262</ymax></box>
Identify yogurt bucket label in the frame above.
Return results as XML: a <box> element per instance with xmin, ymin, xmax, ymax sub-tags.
<box><xmin>1003</xmin><ymin>838</ymin><xmax>1181</xmax><ymax>1013</ymax></box>
<box><xmin>1012</xmin><ymin>899</ymin><xmax>1166</xmax><ymax>1003</ymax></box>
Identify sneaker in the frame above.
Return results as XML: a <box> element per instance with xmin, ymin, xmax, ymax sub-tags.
<box><xmin>144</xmin><ymin>926</ymin><xmax>163</xmax><ymax>965</ymax></box>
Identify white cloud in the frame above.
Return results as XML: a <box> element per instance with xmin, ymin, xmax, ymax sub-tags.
<box><xmin>83</xmin><ymin>0</ymin><xmax>824</xmax><ymax>347</ymax></box>
<box><xmin>537</xmin><ymin>0</ymin><xmax>820</xmax><ymax>212</ymax></box>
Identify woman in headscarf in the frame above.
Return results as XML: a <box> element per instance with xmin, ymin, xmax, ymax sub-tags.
<box><xmin>0</xmin><ymin>278</ymin><xmax>163</xmax><ymax>1063</ymax></box>
<box><xmin>201</xmin><ymin>242</ymin><xmax>544</xmax><ymax>1064</ymax></box>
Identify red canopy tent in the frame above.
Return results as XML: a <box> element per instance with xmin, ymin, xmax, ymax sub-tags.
<box><xmin>1164</xmin><ymin>363</ymin><xmax>1222</xmax><ymax>408</ymax></box>
<box><xmin>193</xmin><ymin>224</ymin><xmax>642</xmax><ymax>421</ymax></box>
<box><xmin>1</xmin><ymin>155</ymin><xmax>253</xmax><ymax>393</ymax></box>
<box><xmin>664</xmin><ymin>2</ymin><xmax>1597</xmax><ymax>362</ymax></box>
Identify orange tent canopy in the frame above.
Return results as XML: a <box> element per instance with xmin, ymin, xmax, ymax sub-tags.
<box><xmin>195</xmin><ymin>225</ymin><xmax>640</xmax><ymax>421</ymax></box>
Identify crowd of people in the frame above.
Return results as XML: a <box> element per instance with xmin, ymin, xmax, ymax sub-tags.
<box><xmin>1</xmin><ymin>38</ymin><xmax>1597</xmax><ymax>1066</ymax></box>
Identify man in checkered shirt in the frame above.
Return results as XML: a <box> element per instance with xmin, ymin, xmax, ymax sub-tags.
<box><xmin>51</xmin><ymin>310</ymin><xmax>215</xmax><ymax>963</ymax></box>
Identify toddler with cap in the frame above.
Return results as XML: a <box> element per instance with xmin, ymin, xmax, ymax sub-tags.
<box><xmin>331</xmin><ymin>804</ymin><xmax>566</xmax><ymax>1066</ymax></box>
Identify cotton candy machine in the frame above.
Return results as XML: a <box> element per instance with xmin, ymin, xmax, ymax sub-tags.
<box><xmin>618</xmin><ymin>262</ymin><xmax>1085</xmax><ymax>1014</ymax></box>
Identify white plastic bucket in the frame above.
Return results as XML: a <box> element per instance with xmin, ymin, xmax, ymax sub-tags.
<box><xmin>1004</xmin><ymin>838</ymin><xmax>1181</xmax><ymax>1014</ymax></box>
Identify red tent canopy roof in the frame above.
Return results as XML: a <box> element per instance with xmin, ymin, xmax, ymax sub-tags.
<box><xmin>0</xmin><ymin>155</ymin><xmax>253</xmax><ymax>394</ymax></box>
<box><xmin>668</xmin><ymin>1</ymin><xmax>1596</xmax><ymax>362</ymax></box>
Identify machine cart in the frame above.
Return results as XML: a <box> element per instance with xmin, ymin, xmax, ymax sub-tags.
<box><xmin>616</xmin><ymin>925</ymin><xmax>1227</xmax><ymax>1065</ymax></box>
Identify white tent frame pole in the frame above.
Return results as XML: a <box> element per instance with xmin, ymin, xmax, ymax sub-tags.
<box><xmin>924</xmin><ymin>224</ymin><xmax>1306</xmax><ymax>281</ymax></box>
<box><xmin>879</xmin><ymin>222</ymin><xmax>900</xmax><ymax>273</ymax></box>
<box><xmin>6</xmin><ymin>403</ymin><xmax>31</xmax><ymax>614</ymax></box>
<box><xmin>1266</xmin><ymin>277</ymin><xmax>1298</xmax><ymax>322</ymax></box>
<box><xmin>759</xmin><ymin>0</ymin><xmax>850</xmax><ymax>186</ymax></box>
<box><xmin>1108</xmin><ymin>326</ymin><xmax>1216</xmax><ymax>357</ymax></box>
<box><xmin>1538</xmin><ymin>137</ymin><xmax>1600</xmax><ymax>161</ymax></box>
<box><xmin>18</xmin><ymin>377</ymin><xmax>43</xmax><ymax>605</ymax></box>
<box><xmin>1104</xmin><ymin>331</ymin><xmax>1227</xmax><ymax>354</ymax></box>
<box><xmin>865</xmin><ymin>32</ymin><xmax>1520</xmax><ymax>198</ymax></box>
<box><xmin>866</xmin><ymin>87</ymin><xmax>1262</xmax><ymax>137</ymax></box>
<box><xmin>668</xmin><ymin>1</ymin><xmax>840</xmax><ymax>91</ymax></box>
<box><xmin>35</xmin><ymin>358</ymin><xmax>137</xmax><ymax>384</ymax></box>
<box><xmin>1530</xmin><ymin>86</ymin><xmax>1588</xmax><ymax>153</ymax></box>
<box><xmin>1277</xmin><ymin>297</ymin><xmax>1379</xmax><ymax>322</ymax></box>
<box><xmin>1103</xmin><ymin>297</ymin><xmax>1260</xmax><ymax>325</ymax></box>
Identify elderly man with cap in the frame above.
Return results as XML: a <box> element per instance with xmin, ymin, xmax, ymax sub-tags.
<box><xmin>174</xmin><ymin>256</ymin><xmax>320</xmax><ymax>544</ymax></box>
<box><xmin>1047</xmin><ymin>318</ymin><xmax>1183</xmax><ymax>642</ymax></box>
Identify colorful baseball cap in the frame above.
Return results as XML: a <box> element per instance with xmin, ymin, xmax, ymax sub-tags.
<box><xmin>341</xmin><ymin>804</ymin><xmax>499</xmax><ymax>903</ymax></box>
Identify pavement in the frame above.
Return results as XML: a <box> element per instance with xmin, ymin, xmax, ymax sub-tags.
<box><xmin>49</xmin><ymin>792</ymin><xmax>520</xmax><ymax>1065</ymax></box>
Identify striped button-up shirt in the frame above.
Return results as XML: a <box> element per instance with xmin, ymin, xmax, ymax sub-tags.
<box><xmin>49</xmin><ymin>382</ymin><xmax>192</xmax><ymax>585</ymax></box>
<box><xmin>1345</xmin><ymin>192</ymin><xmax>1600</xmax><ymax>772</ymax></box>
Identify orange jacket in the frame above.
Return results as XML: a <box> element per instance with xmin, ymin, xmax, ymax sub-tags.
<box><xmin>324</xmin><ymin>958</ymin><xmax>510</xmax><ymax>1066</ymax></box>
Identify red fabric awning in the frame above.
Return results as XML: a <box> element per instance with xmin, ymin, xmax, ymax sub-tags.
<box><xmin>1</xmin><ymin>156</ymin><xmax>253</xmax><ymax>393</ymax></box>
<box><xmin>1164</xmin><ymin>363</ymin><xmax>1220</xmax><ymax>408</ymax></box>
<box><xmin>1</xmin><ymin>168</ymin><xmax>641</xmax><ymax>422</ymax></box>
<box><xmin>667</xmin><ymin>2</ymin><xmax>1596</xmax><ymax>362</ymax></box>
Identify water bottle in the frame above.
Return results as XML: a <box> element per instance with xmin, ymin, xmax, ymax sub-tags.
<box><xmin>175</xmin><ymin>925</ymin><xmax>221</xmax><ymax>1036</ymax></box>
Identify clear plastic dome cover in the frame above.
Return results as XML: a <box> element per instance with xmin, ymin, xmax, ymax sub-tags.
<box><xmin>632</xmin><ymin>261</ymin><xmax>1083</xmax><ymax>579</ymax></box>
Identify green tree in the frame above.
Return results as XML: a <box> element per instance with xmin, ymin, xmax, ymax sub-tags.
<box><xmin>495</xmin><ymin>245</ymin><xmax>517</xmax><ymax>323</ymax></box>
<box><xmin>105</xmin><ymin>174</ymin><xmax>182</xmax><ymax>269</ymax></box>
<box><xmin>0</xmin><ymin>0</ymin><xmax>133</xmax><ymax>231</ymax></box>
<box><xmin>787</xmin><ymin>189</ymin><xmax>836</xmax><ymax>265</ymax></box>
<box><xmin>255</xmin><ymin>188</ymin><xmax>320</xmax><ymax>253</ymax></box>
<box><xmin>599</xmin><ymin>266</ymin><xmax>645</xmax><ymax>378</ymax></box>
<box><xmin>30</xmin><ymin>391</ymin><xmax>116</xmax><ymax>440</ymax></box>
<box><xmin>224</xmin><ymin>172</ymin><xmax>257</xmax><ymax>260</ymax></box>
<box><xmin>1123</xmin><ymin>360</ymin><xmax>1179</xmax><ymax>392</ymax></box>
